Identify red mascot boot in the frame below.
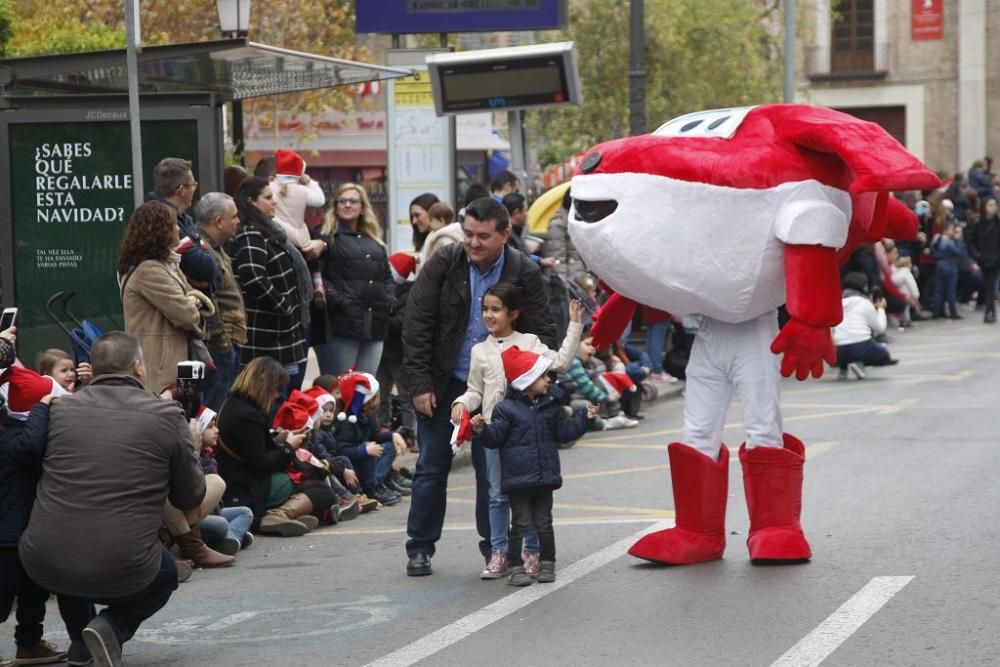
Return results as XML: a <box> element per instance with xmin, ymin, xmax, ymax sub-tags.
<box><xmin>738</xmin><ymin>433</ymin><xmax>812</xmax><ymax>563</ymax></box>
<box><xmin>628</xmin><ymin>443</ymin><xmax>728</xmax><ymax>564</ymax></box>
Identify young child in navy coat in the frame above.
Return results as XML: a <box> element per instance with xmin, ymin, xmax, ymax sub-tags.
<box><xmin>471</xmin><ymin>346</ymin><xmax>598</xmax><ymax>587</ymax></box>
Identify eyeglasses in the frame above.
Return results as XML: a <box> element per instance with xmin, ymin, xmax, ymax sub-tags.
<box><xmin>336</xmin><ymin>198</ymin><xmax>361</xmax><ymax>206</ymax></box>
<box><xmin>180</xmin><ymin>181</ymin><xmax>198</xmax><ymax>190</ymax></box>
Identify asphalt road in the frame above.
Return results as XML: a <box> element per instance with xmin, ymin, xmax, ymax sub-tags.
<box><xmin>5</xmin><ymin>312</ymin><xmax>1000</xmax><ymax>666</ymax></box>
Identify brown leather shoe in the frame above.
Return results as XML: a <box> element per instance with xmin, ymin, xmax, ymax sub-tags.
<box><xmin>16</xmin><ymin>638</ymin><xmax>67</xmax><ymax>665</ymax></box>
<box><xmin>176</xmin><ymin>528</ymin><xmax>236</xmax><ymax>568</ymax></box>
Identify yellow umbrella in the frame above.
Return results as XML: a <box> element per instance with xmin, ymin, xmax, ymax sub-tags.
<box><xmin>528</xmin><ymin>182</ymin><xmax>571</xmax><ymax>234</ymax></box>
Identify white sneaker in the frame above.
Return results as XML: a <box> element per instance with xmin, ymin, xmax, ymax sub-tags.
<box><xmin>602</xmin><ymin>414</ymin><xmax>639</xmax><ymax>430</ymax></box>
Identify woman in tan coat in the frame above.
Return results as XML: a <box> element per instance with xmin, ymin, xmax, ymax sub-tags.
<box><xmin>118</xmin><ymin>202</ymin><xmax>214</xmax><ymax>394</ymax></box>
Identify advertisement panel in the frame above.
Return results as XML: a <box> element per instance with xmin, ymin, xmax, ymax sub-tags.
<box><xmin>357</xmin><ymin>0</ymin><xmax>566</xmax><ymax>34</ymax></box>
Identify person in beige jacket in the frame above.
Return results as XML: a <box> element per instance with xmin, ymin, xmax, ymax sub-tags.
<box><xmin>118</xmin><ymin>202</ymin><xmax>214</xmax><ymax>395</ymax></box>
<box><xmin>419</xmin><ymin>202</ymin><xmax>465</xmax><ymax>270</ymax></box>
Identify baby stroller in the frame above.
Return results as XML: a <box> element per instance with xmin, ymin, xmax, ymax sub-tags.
<box><xmin>45</xmin><ymin>291</ymin><xmax>105</xmax><ymax>365</ymax></box>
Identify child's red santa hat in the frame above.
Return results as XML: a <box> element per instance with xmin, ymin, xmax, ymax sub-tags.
<box><xmin>302</xmin><ymin>385</ymin><xmax>336</xmax><ymax>414</ymax></box>
<box><xmin>388</xmin><ymin>253</ymin><xmax>417</xmax><ymax>284</ymax></box>
<box><xmin>275</xmin><ymin>149</ymin><xmax>306</xmax><ymax>177</ymax></box>
<box><xmin>597</xmin><ymin>371</ymin><xmax>636</xmax><ymax>402</ymax></box>
<box><xmin>450</xmin><ymin>408</ymin><xmax>471</xmax><ymax>455</ymax></box>
<box><xmin>272</xmin><ymin>401</ymin><xmax>313</xmax><ymax>432</ymax></box>
<box><xmin>0</xmin><ymin>366</ymin><xmax>68</xmax><ymax>420</ymax></box>
<box><xmin>501</xmin><ymin>346</ymin><xmax>553</xmax><ymax>391</ymax></box>
<box><xmin>286</xmin><ymin>389</ymin><xmax>321</xmax><ymax>426</ymax></box>
<box><xmin>196</xmin><ymin>405</ymin><xmax>217</xmax><ymax>433</ymax></box>
<box><xmin>336</xmin><ymin>371</ymin><xmax>380</xmax><ymax>423</ymax></box>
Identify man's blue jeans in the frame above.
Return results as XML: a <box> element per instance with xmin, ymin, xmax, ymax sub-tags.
<box><xmin>485</xmin><ymin>448</ymin><xmax>540</xmax><ymax>554</ymax></box>
<box><xmin>407</xmin><ymin>378</ymin><xmax>489</xmax><ymax>559</ymax></box>
<box><xmin>204</xmin><ymin>345</ymin><xmax>239</xmax><ymax>412</ymax></box>
<box><xmin>55</xmin><ymin>547</ymin><xmax>178</xmax><ymax>644</ymax></box>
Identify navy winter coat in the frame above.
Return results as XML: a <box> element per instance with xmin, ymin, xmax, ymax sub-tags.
<box><xmin>331</xmin><ymin>413</ymin><xmax>393</xmax><ymax>462</ymax></box>
<box><xmin>0</xmin><ymin>404</ymin><xmax>50</xmax><ymax>547</ymax></box>
<box><xmin>478</xmin><ymin>385</ymin><xmax>591</xmax><ymax>494</ymax></box>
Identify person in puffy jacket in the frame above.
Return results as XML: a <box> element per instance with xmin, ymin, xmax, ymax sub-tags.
<box><xmin>471</xmin><ymin>347</ymin><xmax>597</xmax><ymax>587</ymax></box>
<box><xmin>831</xmin><ymin>272</ymin><xmax>896</xmax><ymax>380</ymax></box>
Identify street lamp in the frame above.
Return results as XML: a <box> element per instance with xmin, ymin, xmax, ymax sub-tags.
<box><xmin>216</xmin><ymin>0</ymin><xmax>251</xmax><ymax>38</ymax></box>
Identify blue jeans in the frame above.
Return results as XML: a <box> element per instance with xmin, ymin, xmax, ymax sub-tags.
<box><xmin>315</xmin><ymin>338</ymin><xmax>384</xmax><ymax>376</ymax></box>
<box><xmin>204</xmin><ymin>346</ymin><xmax>239</xmax><ymax>412</ymax></box>
<box><xmin>646</xmin><ymin>320</ymin><xmax>671</xmax><ymax>374</ymax></box>
<box><xmin>932</xmin><ymin>263</ymin><xmax>959</xmax><ymax>316</ymax></box>
<box><xmin>485</xmin><ymin>448</ymin><xmax>540</xmax><ymax>554</ymax></box>
<box><xmin>406</xmin><ymin>378</ymin><xmax>474</xmax><ymax>559</ymax></box>
<box><xmin>835</xmin><ymin>339</ymin><xmax>892</xmax><ymax>368</ymax></box>
<box><xmin>347</xmin><ymin>442</ymin><xmax>396</xmax><ymax>492</ymax></box>
<box><xmin>56</xmin><ymin>547</ymin><xmax>177</xmax><ymax>644</ymax></box>
<box><xmin>199</xmin><ymin>506</ymin><xmax>253</xmax><ymax>547</ymax></box>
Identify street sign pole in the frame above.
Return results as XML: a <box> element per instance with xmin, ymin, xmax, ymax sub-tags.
<box><xmin>125</xmin><ymin>0</ymin><xmax>144</xmax><ymax>208</ymax></box>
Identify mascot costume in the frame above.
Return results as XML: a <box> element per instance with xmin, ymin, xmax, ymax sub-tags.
<box><xmin>568</xmin><ymin>104</ymin><xmax>938</xmax><ymax>565</ymax></box>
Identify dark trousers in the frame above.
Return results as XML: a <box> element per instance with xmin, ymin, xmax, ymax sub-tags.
<box><xmin>471</xmin><ymin>436</ymin><xmax>491</xmax><ymax>561</ymax></box>
<box><xmin>508</xmin><ymin>488</ymin><xmax>556</xmax><ymax>566</ymax></box>
<box><xmin>406</xmin><ymin>378</ymin><xmax>491</xmax><ymax>559</ymax></box>
<box><xmin>376</xmin><ymin>353</ymin><xmax>417</xmax><ymax>434</ymax></box>
<box><xmin>56</xmin><ymin>547</ymin><xmax>178</xmax><ymax>644</ymax></box>
<box><xmin>982</xmin><ymin>265</ymin><xmax>1000</xmax><ymax>315</ymax></box>
<box><xmin>836</xmin><ymin>339</ymin><xmax>892</xmax><ymax>369</ymax></box>
<box><xmin>0</xmin><ymin>547</ymin><xmax>49</xmax><ymax>647</ymax></box>
<box><xmin>932</xmin><ymin>263</ymin><xmax>959</xmax><ymax>316</ymax></box>
<box><xmin>204</xmin><ymin>345</ymin><xmax>239</xmax><ymax>412</ymax></box>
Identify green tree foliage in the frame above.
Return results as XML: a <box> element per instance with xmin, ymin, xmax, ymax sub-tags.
<box><xmin>0</xmin><ymin>0</ymin><xmax>12</xmax><ymax>57</ymax></box>
<box><xmin>529</xmin><ymin>0</ymin><xmax>782</xmax><ymax>167</ymax></box>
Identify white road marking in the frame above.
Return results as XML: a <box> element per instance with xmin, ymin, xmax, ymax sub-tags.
<box><xmin>769</xmin><ymin>576</ymin><xmax>914</xmax><ymax>667</ymax></box>
<box><xmin>363</xmin><ymin>520</ymin><xmax>672</xmax><ymax>667</ymax></box>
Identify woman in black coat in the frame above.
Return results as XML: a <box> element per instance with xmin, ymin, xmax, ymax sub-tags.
<box><xmin>311</xmin><ymin>183</ymin><xmax>394</xmax><ymax>376</ymax></box>
<box><xmin>216</xmin><ymin>357</ymin><xmax>334</xmax><ymax>536</ymax></box>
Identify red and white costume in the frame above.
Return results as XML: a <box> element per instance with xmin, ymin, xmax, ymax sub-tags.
<box><xmin>569</xmin><ymin>104</ymin><xmax>938</xmax><ymax>564</ymax></box>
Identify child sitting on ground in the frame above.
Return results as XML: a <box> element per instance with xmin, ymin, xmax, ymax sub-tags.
<box><xmin>0</xmin><ymin>367</ymin><xmax>67</xmax><ymax>666</ymax></box>
<box><xmin>471</xmin><ymin>347</ymin><xmax>598</xmax><ymax>587</ymax></box>
<box><xmin>564</xmin><ymin>337</ymin><xmax>639</xmax><ymax>430</ymax></box>
<box><xmin>194</xmin><ymin>407</ymin><xmax>255</xmax><ymax>555</ymax></box>
<box><xmin>331</xmin><ymin>373</ymin><xmax>401</xmax><ymax>508</ymax></box>
<box><xmin>35</xmin><ymin>348</ymin><xmax>92</xmax><ymax>392</ymax></box>
<box><xmin>452</xmin><ymin>282</ymin><xmax>584</xmax><ymax>579</ymax></box>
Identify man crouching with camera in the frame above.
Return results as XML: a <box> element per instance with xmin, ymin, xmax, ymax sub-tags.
<box><xmin>19</xmin><ymin>332</ymin><xmax>206</xmax><ymax>667</ymax></box>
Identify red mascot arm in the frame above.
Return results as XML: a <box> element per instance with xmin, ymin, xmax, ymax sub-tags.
<box><xmin>590</xmin><ymin>292</ymin><xmax>637</xmax><ymax>350</ymax></box>
<box><xmin>771</xmin><ymin>244</ymin><xmax>841</xmax><ymax>380</ymax></box>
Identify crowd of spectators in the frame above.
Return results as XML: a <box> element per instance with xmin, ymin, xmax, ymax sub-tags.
<box><xmin>2</xmin><ymin>152</ymin><xmax>997</xmax><ymax>661</ymax></box>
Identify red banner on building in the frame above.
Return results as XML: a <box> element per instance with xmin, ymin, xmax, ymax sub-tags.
<box><xmin>912</xmin><ymin>0</ymin><xmax>944</xmax><ymax>41</ymax></box>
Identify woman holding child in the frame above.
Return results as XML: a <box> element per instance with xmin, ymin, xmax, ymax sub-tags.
<box><xmin>118</xmin><ymin>201</ymin><xmax>214</xmax><ymax>395</ymax></box>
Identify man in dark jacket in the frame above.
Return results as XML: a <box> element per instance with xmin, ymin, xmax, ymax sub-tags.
<box><xmin>20</xmin><ymin>332</ymin><xmax>206</xmax><ymax>667</ymax></box>
<box><xmin>400</xmin><ymin>197</ymin><xmax>556</xmax><ymax>576</ymax></box>
<box><xmin>147</xmin><ymin>157</ymin><xmax>220</xmax><ymax>292</ymax></box>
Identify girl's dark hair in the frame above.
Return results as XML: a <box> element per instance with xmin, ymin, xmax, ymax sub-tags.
<box><xmin>484</xmin><ymin>282</ymin><xmax>524</xmax><ymax>316</ymax></box>
<box><xmin>981</xmin><ymin>196</ymin><xmax>998</xmax><ymax>219</ymax></box>
<box><xmin>313</xmin><ymin>374</ymin><xmax>339</xmax><ymax>393</ymax></box>
<box><xmin>410</xmin><ymin>193</ymin><xmax>440</xmax><ymax>251</ymax></box>
<box><xmin>117</xmin><ymin>201</ymin><xmax>176</xmax><ymax>275</ymax></box>
<box><xmin>236</xmin><ymin>176</ymin><xmax>277</xmax><ymax>240</ymax></box>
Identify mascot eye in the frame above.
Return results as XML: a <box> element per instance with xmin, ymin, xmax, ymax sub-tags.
<box><xmin>573</xmin><ymin>199</ymin><xmax>618</xmax><ymax>224</ymax></box>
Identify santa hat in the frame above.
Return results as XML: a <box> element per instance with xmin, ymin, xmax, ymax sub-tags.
<box><xmin>0</xmin><ymin>366</ymin><xmax>68</xmax><ymax>420</ymax></box>
<box><xmin>597</xmin><ymin>371</ymin><xmax>636</xmax><ymax>402</ymax></box>
<box><xmin>501</xmin><ymin>346</ymin><xmax>553</xmax><ymax>391</ymax></box>
<box><xmin>388</xmin><ymin>253</ymin><xmax>417</xmax><ymax>284</ymax></box>
<box><xmin>450</xmin><ymin>408</ymin><xmax>471</xmax><ymax>455</ymax></box>
<box><xmin>336</xmin><ymin>371</ymin><xmax>380</xmax><ymax>423</ymax></box>
<box><xmin>195</xmin><ymin>405</ymin><xmax>217</xmax><ymax>433</ymax></box>
<box><xmin>275</xmin><ymin>149</ymin><xmax>306</xmax><ymax>177</ymax></box>
<box><xmin>272</xmin><ymin>401</ymin><xmax>313</xmax><ymax>432</ymax></box>
<box><xmin>287</xmin><ymin>389</ymin><xmax>322</xmax><ymax>424</ymax></box>
<box><xmin>303</xmin><ymin>385</ymin><xmax>336</xmax><ymax>413</ymax></box>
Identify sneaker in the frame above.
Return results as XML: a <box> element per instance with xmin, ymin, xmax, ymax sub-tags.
<box><xmin>386</xmin><ymin>476</ymin><xmax>412</xmax><ymax>496</ymax></box>
<box><xmin>601</xmin><ymin>414</ymin><xmax>639</xmax><ymax>430</ymax></box>
<box><xmin>480</xmin><ymin>550</ymin><xmax>510</xmax><ymax>579</ymax></box>
<box><xmin>81</xmin><ymin>615</ymin><xmax>121</xmax><ymax>667</ymax></box>
<box><xmin>336</xmin><ymin>497</ymin><xmax>361</xmax><ymax>521</ymax></box>
<box><xmin>537</xmin><ymin>560</ymin><xmax>556</xmax><ymax>584</ymax></box>
<box><xmin>212</xmin><ymin>536</ymin><xmax>242</xmax><ymax>556</ymax></box>
<box><xmin>648</xmin><ymin>372</ymin><xmax>679</xmax><ymax>383</ymax></box>
<box><xmin>523</xmin><ymin>551</ymin><xmax>541</xmax><ymax>578</ymax></box>
<box><xmin>65</xmin><ymin>640</ymin><xmax>91</xmax><ymax>667</ymax></box>
<box><xmin>837</xmin><ymin>368</ymin><xmax>848</xmax><ymax>381</ymax></box>
<box><xmin>15</xmin><ymin>639</ymin><xmax>66</xmax><ymax>665</ymax></box>
<box><xmin>241</xmin><ymin>532</ymin><xmax>254</xmax><ymax>550</ymax></box>
<box><xmin>371</xmin><ymin>485</ymin><xmax>401</xmax><ymax>507</ymax></box>
<box><xmin>390</xmin><ymin>471</ymin><xmax>413</xmax><ymax>489</ymax></box>
<box><xmin>507</xmin><ymin>566</ymin><xmax>534</xmax><ymax>587</ymax></box>
<box><xmin>848</xmin><ymin>362</ymin><xmax>866</xmax><ymax>380</ymax></box>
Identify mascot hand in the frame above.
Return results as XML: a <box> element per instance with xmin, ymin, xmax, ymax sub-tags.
<box><xmin>590</xmin><ymin>293</ymin><xmax>637</xmax><ymax>349</ymax></box>
<box><xmin>770</xmin><ymin>319</ymin><xmax>836</xmax><ymax>380</ymax></box>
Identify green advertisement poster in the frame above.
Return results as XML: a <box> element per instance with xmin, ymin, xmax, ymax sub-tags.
<box><xmin>8</xmin><ymin>120</ymin><xmax>199</xmax><ymax>364</ymax></box>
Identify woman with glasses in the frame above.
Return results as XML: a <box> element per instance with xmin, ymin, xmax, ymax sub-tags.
<box><xmin>311</xmin><ymin>183</ymin><xmax>394</xmax><ymax>376</ymax></box>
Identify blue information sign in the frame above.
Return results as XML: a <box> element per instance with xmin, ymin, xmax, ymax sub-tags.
<box><xmin>357</xmin><ymin>0</ymin><xmax>566</xmax><ymax>34</ymax></box>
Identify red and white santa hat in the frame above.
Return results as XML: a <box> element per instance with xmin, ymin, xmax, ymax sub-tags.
<box><xmin>275</xmin><ymin>149</ymin><xmax>306</xmax><ymax>177</ymax></box>
<box><xmin>501</xmin><ymin>346</ymin><xmax>553</xmax><ymax>391</ymax></box>
<box><xmin>272</xmin><ymin>401</ymin><xmax>313</xmax><ymax>432</ymax></box>
<box><xmin>388</xmin><ymin>253</ymin><xmax>417</xmax><ymax>284</ymax></box>
<box><xmin>598</xmin><ymin>371</ymin><xmax>636</xmax><ymax>402</ymax></box>
<box><xmin>0</xmin><ymin>366</ymin><xmax>68</xmax><ymax>420</ymax></box>
<box><xmin>195</xmin><ymin>405</ymin><xmax>217</xmax><ymax>433</ymax></box>
<box><xmin>303</xmin><ymin>385</ymin><xmax>336</xmax><ymax>414</ymax></box>
<box><xmin>286</xmin><ymin>389</ymin><xmax>321</xmax><ymax>427</ymax></box>
<box><xmin>336</xmin><ymin>371</ymin><xmax>380</xmax><ymax>423</ymax></box>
